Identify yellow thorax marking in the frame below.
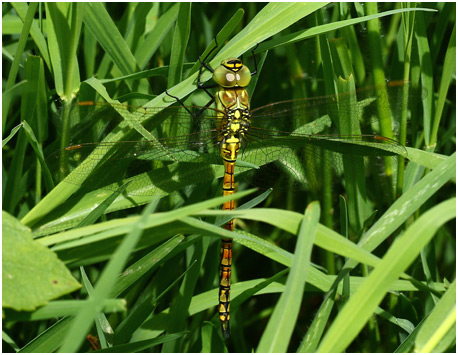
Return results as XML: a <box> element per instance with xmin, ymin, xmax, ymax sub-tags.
<box><xmin>226</xmin><ymin>135</ymin><xmax>239</xmax><ymax>144</ymax></box>
<box><xmin>231</xmin><ymin>122</ymin><xmax>240</xmax><ymax>131</ymax></box>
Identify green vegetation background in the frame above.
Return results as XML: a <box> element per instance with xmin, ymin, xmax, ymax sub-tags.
<box><xmin>2</xmin><ymin>2</ymin><xmax>455</xmax><ymax>353</ymax></box>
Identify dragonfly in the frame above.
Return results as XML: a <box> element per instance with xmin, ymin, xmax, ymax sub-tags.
<box><xmin>51</xmin><ymin>44</ymin><xmax>409</xmax><ymax>339</ymax></box>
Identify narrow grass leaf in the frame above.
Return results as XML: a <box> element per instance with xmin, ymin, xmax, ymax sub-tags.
<box><xmin>198</xmin><ymin>209</ymin><xmax>381</xmax><ymax>267</ymax></box>
<box><xmin>167</xmin><ymin>3</ymin><xmax>191</xmax><ymax>88</ymax></box>
<box><xmin>257</xmin><ymin>7</ymin><xmax>436</xmax><ymax>52</ymax></box>
<box><xmin>337</xmin><ymin>73</ymin><xmax>368</xmax><ymax>233</ymax></box>
<box><xmin>2</xmin><ymin>331</ymin><xmax>19</xmax><ymax>352</ymax></box>
<box><xmin>4</xmin><ymin>2</ymin><xmax>37</xmax><ymax>91</ymax></box>
<box><xmin>110</xmin><ymin>234</ymin><xmax>185</xmax><ymax>297</ymax></box>
<box><xmin>45</xmin><ymin>3</ymin><xmax>84</xmax><ymax>100</ymax></box>
<box><xmin>2</xmin><ymin>123</ymin><xmax>22</xmax><ymax>147</ymax></box>
<box><xmin>231</xmin><ymin>269</ymin><xmax>289</xmax><ymax>312</ymax></box>
<box><xmin>317</xmin><ymin>198</ymin><xmax>456</xmax><ymax>352</ymax></box>
<box><xmin>352</xmin><ymin>153</ymin><xmax>456</xmax><ymax>263</ymax></box>
<box><xmin>414</xmin><ymin>11</ymin><xmax>435</xmax><ymax>147</ymax></box>
<box><xmin>39</xmin><ymin>188</ymin><xmax>256</xmax><ymax>248</ymax></box>
<box><xmin>415</xmin><ymin>280</ymin><xmax>456</xmax><ymax>352</ymax></box>
<box><xmin>4</xmin><ymin>299</ymin><xmax>125</xmax><ymax>322</ymax></box>
<box><xmin>19</xmin><ymin>317</ymin><xmax>73</xmax><ymax>353</ymax></box>
<box><xmin>115</xmin><ymin>259</ymin><xmax>194</xmax><ymax>344</ymax></box>
<box><xmin>405</xmin><ymin>147</ymin><xmax>447</xmax><ymax>170</ymax></box>
<box><xmin>59</xmin><ymin>200</ymin><xmax>158</xmax><ymax>352</ymax></box>
<box><xmin>83</xmin><ymin>3</ymin><xmax>138</xmax><ymax>76</ymax></box>
<box><xmin>75</xmin><ymin>181</ymin><xmax>131</xmax><ymax>228</ymax></box>
<box><xmin>94</xmin><ymin>333</ymin><xmax>186</xmax><ymax>353</ymax></box>
<box><xmin>21</xmin><ymin>120</ymin><xmax>54</xmax><ymax>192</ymax></box>
<box><xmin>298</xmin><ymin>285</ymin><xmax>337</xmax><ymax>353</ymax></box>
<box><xmin>10</xmin><ymin>2</ymin><xmax>51</xmax><ymax>71</ymax></box>
<box><xmin>430</xmin><ymin>23</ymin><xmax>455</xmax><ymax>148</ymax></box>
<box><xmin>100</xmin><ymin>64</ymin><xmax>191</xmax><ymax>84</ymax></box>
<box><xmin>136</xmin><ymin>4</ymin><xmax>179</xmax><ymax>69</ymax></box>
<box><xmin>186</xmin><ymin>8</ymin><xmax>245</xmax><ymax>75</ymax></box>
<box><xmin>2</xmin><ymin>80</ymin><xmax>27</xmax><ymax>114</ymax></box>
<box><xmin>80</xmin><ymin>267</ymin><xmax>113</xmax><ymax>349</ymax></box>
<box><xmin>212</xmin><ymin>3</ymin><xmax>328</xmax><ymax>68</ymax></box>
<box><xmin>257</xmin><ymin>202</ymin><xmax>320</xmax><ymax>352</ymax></box>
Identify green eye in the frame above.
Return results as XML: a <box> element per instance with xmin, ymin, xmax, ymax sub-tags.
<box><xmin>213</xmin><ymin>63</ymin><xmax>252</xmax><ymax>88</ymax></box>
<box><xmin>236</xmin><ymin>66</ymin><xmax>251</xmax><ymax>87</ymax></box>
<box><xmin>213</xmin><ymin>66</ymin><xmax>235</xmax><ymax>87</ymax></box>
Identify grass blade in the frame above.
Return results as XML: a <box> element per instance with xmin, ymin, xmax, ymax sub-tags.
<box><xmin>317</xmin><ymin>198</ymin><xmax>456</xmax><ymax>352</ymax></box>
<box><xmin>257</xmin><ymin>202</ymin><xmax>320</xmax><ymax>352</ymax></box>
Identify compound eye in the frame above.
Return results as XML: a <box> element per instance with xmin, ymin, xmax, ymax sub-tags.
<box><xmin>236</xmin><ymin>66</ymin><xmax>251</xmax><ymax>87</ymax></box>
<box><xmin>213</xmin><ymin>66</ymin><xmax>237</xmax><ymax>88</ymax></box>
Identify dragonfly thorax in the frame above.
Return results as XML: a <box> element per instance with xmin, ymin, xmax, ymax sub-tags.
<box><xmin>223</xmin><ymin>109</ymin><xmax>250</xmax><ymax>137</ymax></box>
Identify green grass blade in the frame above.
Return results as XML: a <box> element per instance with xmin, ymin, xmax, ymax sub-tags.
<box><xmin>257</xmin><ymin>202</ymin><xmax>320</xmax><ymax>352</ymax></box>
<box><xmin>212</xmin><ymin>3</ymin><xmax>328</xmax><ymax>66</ymax></box>
<box><xmin>4</xmin><ymin>2</ymin><xmax>37</xmax><ymax>91</ymax></box>
<box><xmin>3</xmin><ymin>2</ymin><xmax>37</xmax><ymax>131</ymax></box>
<box><xmin>2</xmin><ymin>331</ymin><xmax>19</xmax><ymax>352</ymax></box>
<box><xmin>4</xmin><ymin>299</ymin><xmax>125</xmax><ymax>321</ymax></box>
<box><xmin>75</xmin><ymin>181</ymin><xmax>131</xmax><ymax>228</ymax></box>
<box><xmin>405</xmin><ymin>147</ymin><xmax>448</xmax><ymax>170</ymax></box>
<box><xmin>45</xmin><ymin>3</ymin><xmax>84</xmax><ymax>100</ymax></box>
<box><xmin>317</xmin><ymin>198</ymin><xmax>456</xmax><ymax>352</ymax></box>
<box><xmin>186</xmin><ymin>8</ymin><xmax>245</xmax><ymax>76</ymax></box>
<box><xmin>198</xmin><ymin>208</ymin><xmax>381</xmax><ymax>267</ymax></box>
<box><xmin>58</xmin><ymin>199</ymin><xmax>158</xmax><ymax>352</ymax></box>
<box><xmin>135</xmin><ymin>4</ymin><xmax>179</xmax><ymax>69</ymax></box>
<box><xmin>167</xmin><ymin>3</ymin><xmax>191</xmax><ymax>88</ymax></box>
<box><xmin>110</xmin><ymin>234</ymin><xmax>184</xmax><ymax>297</ymax></box>
<box><xmin>96</xmin><ymin>333</ymin><xmax>186</xmax><ymax>353</ymax></box>
<box><xmin>2</xmin><ymin>123</ymin><xmax>22</xmax><ymax>147</ymax></box>
<box><xmin>429</xmin><ymin>23</ymin><xmax>455</xmax><ymax>149</ymax></box>
<box><xmin>115</xmin><ymin>258</ymin><xmax>193</xmax><ymax>344</ymax></box>
<box><xmin>18</xmin><ymin>317</ymin><xmax>73</xmax><ymax>353</ymax></box>
<box><xmin>298</xmin><ymin>285</ymin><xmax>337</xmax><ymax>353</ymax></box>
<box><xmin>336</xmin><ymin>70</ymin><xmax>368</xmax><ymax>233</ymax></box>
<box><xmin>21</xmin><ymin>120</ymin><xmax>54</xmax><ymax>192</ymax></box>
<box><xmin>257</xmin><ymin>7</ymin><xmax>436</xmax><ymax>52</ymax></box>
<box><xmin>346</xmin><ymin>152</ymin><xmax>455</xmax><ymax>271</ymax></box>
<box><xmin>415</xmin><ymin>280</ymin><xmax>456</xmax><ymax>352</ymax></box>
<box><xmin>10</xmin><ymin>3</ymin><xmax>51</xmax><ymax>71</ymax></box>
<box><xmin>415</xmin><ymin>10</ymin><xmax>435</xmax><ymax>147</ymax></box>
<box><xmin>83</xmin><ymin>3</ymin><xmax>138</xmax><ymax>76</ymax></box>
<box><xmin>80</xmin><ymin>267</ymin><xmax>113</xmax><ymax>349</ymax></box>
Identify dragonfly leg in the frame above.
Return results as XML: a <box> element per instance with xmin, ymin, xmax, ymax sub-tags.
<box><xmin>197</xmin><ymin>37</ymin><xmax>220</xmax><ymax>92</ymax></box>
<box><xmin>194</xmin><ymin>96</ymin><xmax>216</xmax><ymax>117</ymax></box>
<box><xmin>250</xmin><ymin>43</ymin><xmax>259</xmax><ymax>76</ymax></box>
<box><xmin>165</xmin><ymin>89</ymin><xmax>215</xmax><ymax>118</ymax></box>
<box><xmin>164</xmin><ymin>89</ymin><xmax>193</xmax><ymax>115</ymax></box>
<box><xmin>199</xmin><ymin>36</ymin><xmax>219</xmax><ymax>72</ymax></box>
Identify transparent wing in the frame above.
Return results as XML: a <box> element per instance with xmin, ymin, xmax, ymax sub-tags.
<box><xmin>48</xmin><ymin>102</ymin><xmax>227</xmax><ymax>196</ymax></box>
<box><xmin>49</xmin><ymin>82</ymin><xmax>415</xmax><ymax>197</ymax></box>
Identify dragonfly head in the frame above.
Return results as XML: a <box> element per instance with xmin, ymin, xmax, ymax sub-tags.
<box><xmin>213</xmin><ymin>58</ymin><xmax>251</xmax><ymax>88</ymax></box>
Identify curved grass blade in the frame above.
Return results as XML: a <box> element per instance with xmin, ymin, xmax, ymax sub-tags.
<box><xmin>257</xmin><ymin>202</ymin><xmax>320</xmax><ymax>352</ymax></box>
